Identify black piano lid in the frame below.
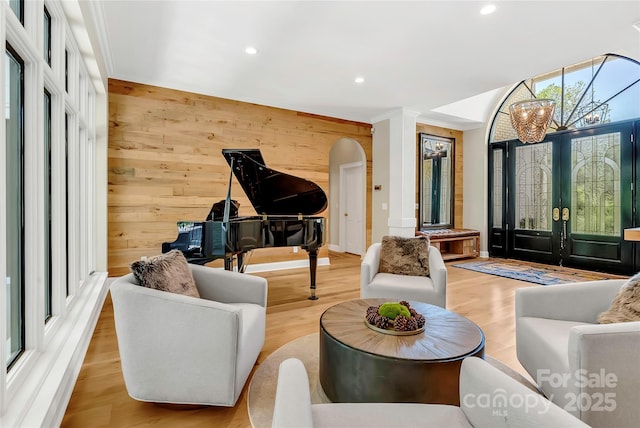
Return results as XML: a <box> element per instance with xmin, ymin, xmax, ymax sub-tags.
<box><xmin>222</xmin><ymin>148</ymin><xmax>328</xmax><ymax>216</ymax></box>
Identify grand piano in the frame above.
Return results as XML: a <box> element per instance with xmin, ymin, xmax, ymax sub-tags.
<box><xmin>162</xmin><ymin>148</ymin><xmax>327</xmax><ymax>299</ymax></box>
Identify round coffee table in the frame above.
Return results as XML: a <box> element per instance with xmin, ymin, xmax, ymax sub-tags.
<box><xmin>319</xmin><ymin>298</ymin><xmax>485</xmax><ymax>405</ymax></box>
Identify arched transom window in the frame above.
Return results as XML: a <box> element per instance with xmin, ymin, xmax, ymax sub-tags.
<box><xmin>490</xmin><ymin>54</ymin><xmax>640</xmax><ymax>143</ymax></box>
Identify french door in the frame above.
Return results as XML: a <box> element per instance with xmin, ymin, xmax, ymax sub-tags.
<box><xmin>490</xmin><ymin>121</ymin><xmax>635</xmax><ymax>274</ymax></box>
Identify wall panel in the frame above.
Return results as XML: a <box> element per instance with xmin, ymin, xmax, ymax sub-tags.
<box><xmin>108</xmin><ymin>79</ymin><xmax>373</xmax><ymax>276</ymax></box>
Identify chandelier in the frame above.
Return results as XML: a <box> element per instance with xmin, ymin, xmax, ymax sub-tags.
<box><xmin>509</xmin><ymin>99</ymin><xmax>556</xmax><ymax>144</ymax></box>
<box><xmin>577</xmin><ymin>100</ymin><xmax>610</xmax><ymax>127</ymax></box>
<box><xmin>423</xmin><ymin>140</ymin><xmax>447</xmax><ymax>159</ymax></box>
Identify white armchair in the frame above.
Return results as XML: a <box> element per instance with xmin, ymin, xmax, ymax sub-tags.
<box><xmin>360</xmin><ymin>242</ymin><xmax>447</xmax><ymax>307</ymax></box>
<box><xmin>110</xmin><ymin>263</ymin><xmax>267</xmax><ymax>407</ymax></box>
<box><xmin>272</xmin><ymin>357</ymin><xmax>588</xmax><ymax>428</ymax></box>
<box><xmin>516</xmin><ymin>279</ymin><xmax>640</xmax><ymax>428</ymax></box>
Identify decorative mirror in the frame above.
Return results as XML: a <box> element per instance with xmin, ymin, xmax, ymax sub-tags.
<box><xmin>418</xmin><ymin>133</ymin><xmax>454</xmax><ymax>229</ymax></box>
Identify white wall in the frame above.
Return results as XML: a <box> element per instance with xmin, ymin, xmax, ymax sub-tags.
<box><xmin>371</xmin><ymin>119</ymin><xmax>390</xmax><ymax>243</ymax></box>
<box><xmin>462</xmin><ymin>127</ymin><xmax>490</xmax><ymax>256</ymax></box>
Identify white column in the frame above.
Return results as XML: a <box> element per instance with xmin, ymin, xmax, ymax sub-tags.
<box><xmin>388</xmin><ymin>109</ymin><xmax>418</xmax><ymax>237</ymax></box>
<box><xmin>371</xmin><ymin>108</ymin><xmax>418</xmax><ymax>240</ymax></box>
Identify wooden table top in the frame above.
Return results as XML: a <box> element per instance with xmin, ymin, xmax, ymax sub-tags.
<box><xmin>320</xmin><ymin>298</ymin><xmax>484</xmax><ymax>361</ymax></box>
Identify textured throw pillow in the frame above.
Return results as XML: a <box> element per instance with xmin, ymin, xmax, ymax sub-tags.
<box><xmin>130</xmin><ymin>250</ymin><xmax>200</xmax><ymax>298</ymax></box>
<box><xmin>378</xmin><ymin>236</ymin><xmax>430</xmax><ymax>277</ymax></box>
<box><xmin>598</xmin><ymin>272</ymin><xmax>640</xmax><ymax>324</ymax></box>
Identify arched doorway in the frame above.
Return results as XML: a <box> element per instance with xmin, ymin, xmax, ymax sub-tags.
<box><xmin>329</xmin><ymin>138</ymin><xmax>366</xmax><ymax>256</ymax></box>
<box><xmin>487</xmin><ymin>54</ymin><xmax>640</xmax><ymax>274</ymax></box>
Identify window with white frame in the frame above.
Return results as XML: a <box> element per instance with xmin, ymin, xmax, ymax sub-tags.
<box><xmin>7</xmin><ymin>0</ymin><xmax>22</xmax><ymax>24</ymax></box>
<box><xmin>2</xmin><ymin>0</ymin><xmax>102</xmax><ymax>420</ymax></box>
<box><xmin>44</xmin><ymin>88</ymin><xmax>52</xmax><ymax>322</ymax></box>
<box><xmin>44</xmin><ymin>6</ymin><xmax>52</xmax><ymax>66</ymax></box>
<box><xmin>5</xmin><ymin>43</ymin><xmax>25</xmax><ymax>369</ymax></box>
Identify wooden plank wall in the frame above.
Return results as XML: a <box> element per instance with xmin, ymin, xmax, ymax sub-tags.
<box><xmin>108</xmin><ymin>79</ymin><xmax>373</xmax><ymax>276</ymax></box>
<box><xmin>415</xmin><ymin>123</ymin><xmax>464</xmax><ymax>228</ymax></box>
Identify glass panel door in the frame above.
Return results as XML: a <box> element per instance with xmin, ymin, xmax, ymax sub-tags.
<box><xmin>509</xmin><ymin>140</ymin><xmax>558</xmax><ymax>263</ymax></box>
<box><xmin>558</xmin><ymin>124</ymin><xmax>632</xmax><ymax>272</ymax></box>
<box><xmin>488</xmin><ymin>144</ymin><xmax>507</xmax><ymax>256</ymax></box>
<box><xmin>570</xmin><ymin>134</ymin><xmax>620</xmax><ymax>237</ymax></box>
<box><xmin>498</xmin><ymin>123</ymin><xmax>634</xmax><ymax>273</ymax></box>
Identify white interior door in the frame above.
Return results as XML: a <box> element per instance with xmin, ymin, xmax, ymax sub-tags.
<box><xmin>341</xmin><ymin>162</ymin><xmax>364</xmax><ymax>255</ymax></box>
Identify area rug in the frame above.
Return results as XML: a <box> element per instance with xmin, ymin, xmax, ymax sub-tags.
<box><xmin>246</xmin><ymin>333</ymin><xmax>538</xmax><ymax>428</ymax></box>
<box><xmin>452</xmin><ymin>259</ymin><xmax>619</xmax><ymax>285</ymax></box>
<box><xmin>247</xmin><ymin>333</ymin><xmax>329</xmax><ymax>428</ymax></box>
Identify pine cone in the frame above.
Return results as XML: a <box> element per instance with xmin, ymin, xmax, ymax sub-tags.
<box><xmin>414</xmin><ymin>314</ymin><xmax>426</xmax><ymax>328</ymax></box>
<box><xmin>406</xmin><ymin>316</ymin><xmax>419</xmax><ymax>331</ymax></box>
<box><xmin>394</xmin><ymin>315</ymin><xmax>409</xmax><ymax>331</ymax></box>
<box><xmin>367</xmin><ymin>306</ymin><xmax>379</xmax><ymax>316</ymax></box>
<box><xmin>366</xmin><ymin>312</ymin><xmax>378</xmax><ymax>325</ymax></box>
<box><xmin>374</xmin><ymin>315</ymin><xmax>389</xmax><ymax>329</ymax></box>
<box><xmin>409</xmin><ymin>308</ymin><xmax>418</xmax><ymax>317</ymax></box>
<box><xmin>399</xmin><ymin>300</ymin><xmax>410</xmax><ymax>309</ymax></box>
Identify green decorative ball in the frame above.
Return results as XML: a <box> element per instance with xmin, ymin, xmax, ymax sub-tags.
<box><xmin>377</xmin><ymin>302</ymin><xmax>410</xmax><ymax>320</ymax></box>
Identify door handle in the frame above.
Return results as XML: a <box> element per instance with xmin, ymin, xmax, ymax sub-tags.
<box><xmin>560</xmin><ymin>208</ymin><xmax>569</xmax><ymax>252</ymax></box>
<box><xmin>553</xmin><ymin>208</ymin><xmax>560</xmax><ymax>221</ymax></box>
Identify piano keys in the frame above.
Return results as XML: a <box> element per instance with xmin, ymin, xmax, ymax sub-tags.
<box><xmin>161</xmin><ymin>148</ymin><xmax>327</xmax><ymax>299</ymax></box>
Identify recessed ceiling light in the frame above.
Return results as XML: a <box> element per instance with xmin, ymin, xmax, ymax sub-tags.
<box><xmin>480</xmin><ymin>4</ymin><xmax>496</xmax><ymax>15</ymax></box>
<box><xmin>355</xmin><ymin>76</ymin><xmax>365</xmax><ymax>84</ymax></box>
<box><xmin>245</xmin><ymin>46</ymin><xmax>258</xmax><ymax>55</ymax></box>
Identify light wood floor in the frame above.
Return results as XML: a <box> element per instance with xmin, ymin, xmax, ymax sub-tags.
<box><xmin>60</xmin><ymin>253</ymin><xmax>621</xmax><ymax>427</ymax></box>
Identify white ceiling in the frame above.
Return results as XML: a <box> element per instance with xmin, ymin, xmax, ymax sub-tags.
<box><xmin>91</xmin><ymin>0</ymin><xmax>640</xmax><ymax>130</ymax></box>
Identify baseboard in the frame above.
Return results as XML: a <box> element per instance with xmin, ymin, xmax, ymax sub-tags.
<box><xmin>328</xmin><ymin>244</ymin><xmax>342</xmax><ymax>252</ymax></box>
<box><xmin>244</xmin><ymin>257</ymin><xmax>330</xmax><ymax>273</ymax></box>
<box><xmin>5</xmin><ymin>272</ymin><xmax>110</xmax><ymax>427</ymax></box>
<box><xmin>480</xmin><ymin>251</ymin><xmax>490</xmax><ymax>258</ymax></box>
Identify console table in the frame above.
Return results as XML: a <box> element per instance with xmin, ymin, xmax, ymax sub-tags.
<box><xmin>416</xmin><ymin>228</ymin><xmax>480</xmax><ymax>261</ymax></box>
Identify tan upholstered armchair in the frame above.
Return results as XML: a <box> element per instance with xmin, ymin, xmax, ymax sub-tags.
<box><xmin>360</xmin><ymin>242</ymin><xmax>447</xmax><ymax>307</ymax></box>
<box><xmin>110</xmin><ymin>264</ymin><xmax>267</xmax><ymax>406</ymax></box>
<box><xmin>516</xmin><ymin>279</ymin><xmax>640</xmax><ymax>428</ymax></box>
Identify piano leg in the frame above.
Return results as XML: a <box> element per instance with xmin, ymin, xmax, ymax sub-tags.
<box><xmin>222</xmin><ymin>252</ymin><xmax>247</xmax><ymax>273</ymax></box>
<box><xmin>224</xmin><ymin>256</ymin><xmax>233</xmax><ymax>271</ymax></box>
<box><xmin>307</xmin><ymin>248</ymin><xmax>319</xmax><ymax>300</ymax></box>
<box><xmin>237</xmin><ymin>252</ymin><xmax>246</xmax><ymax>273</ymax></box>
